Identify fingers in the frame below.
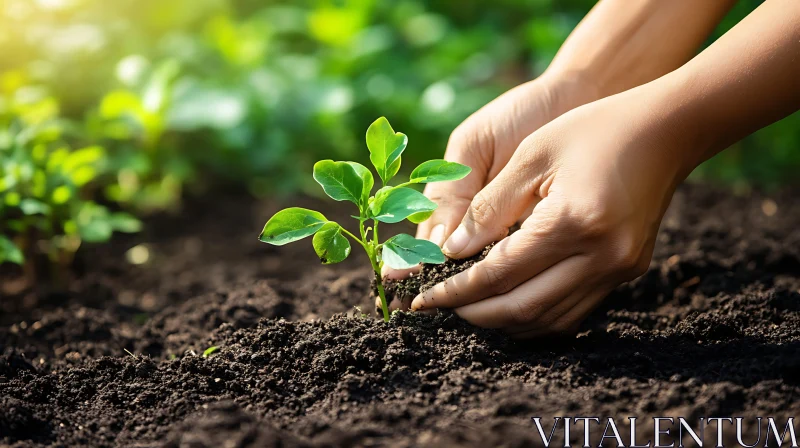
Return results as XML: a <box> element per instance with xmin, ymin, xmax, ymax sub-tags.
<box><xmin>384</xmin><ymin>126</ymin><xmax>491</xmax><ymax>281</ymax></box>
<box><xmin>503</xmin><ymin>287</ymin><xmax>585</xmax><ymax>336</ymax></box>
<box><xmin>507</xmin><ymin>289</ymin><xmax>609</xmax><ymax>340</ymax></box>
<box><xmin>518</xmin><ymin>201</ymin><xmax>537</xmax><ymax>224</ymax></box>
<box><xmin>441</xmin><ymin>146</ymin><xmax>545</xmax><ymax>259</ymax></box>
<box><xmin>452</xmin><ymin>255</ymin><xmax>592</xmax><ymax>329</ymax></box>
<box><xmin>381</xmin><ymin>265</ymin><xmax>419</xmax><ymax>281</ymax></box>
<box><xmin>375</xmin><ymin>293</ymin><xmax>408</xmax><ymax>313</ymax></box>
<box><xmin>415</xmin><ymin>186</ymin><xmax>473</xmax><ymax>244</ymax></box>
<box><xmin>373</xmin><ymin>287</ymin><xmax>440</xmax><ymax>314</ymax></box>
<box><xmin>410</xmin><ymin>223</ymin><xmax>576</xmax><ymax>311</ymax></box>
<box><xmin>417</xmin><ymin>220</ymin><xmax>448</xmax><ymax>247</ymax></box>
<box><xmin>419</xmin><ymin>124</ymin><xmax>493</xmax><ymax>237</ymax></box>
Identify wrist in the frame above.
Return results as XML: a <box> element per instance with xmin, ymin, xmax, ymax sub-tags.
<box><xmin>647</xmin><ymin>69</ymin><xmax>713</xmax><ymax>177</ymax></box>
<box><xmin>572</xmin><ymin>73</ymin><xmax>705</xmax><ymax>192</ymax></box>
<box><xmin>538</xmin><ymin>69</ymin><xmax>604</xmax><ymax>118</ymax></box>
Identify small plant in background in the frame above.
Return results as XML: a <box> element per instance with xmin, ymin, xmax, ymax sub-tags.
<box><xmin>0</xmin><ymin>83</ymin><xmax>140</xmax><ymax>281</ymax></box>
<box><xmin>93</xmin><ymin>59</ymin><xmax>191</xmax><ymax>212</ymax></box>
<box><xmin>202</xmin><ymin>346</ymin><xmax>220</xmax><ymax>358</ymax></box>
<box><xmin>259</xmin><ymin>117</ymin><xmax>471</xmax><ymax>321</ymax></box>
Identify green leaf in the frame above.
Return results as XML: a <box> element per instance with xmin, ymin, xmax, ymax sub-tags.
<box><xmin>346</xmin><ymin>162</ymin><xmax>374</xmax><ymax>206</ymax></box>
<box><xmin>5</xmin><ymin>191</ymin><xmax>20</xmax><ymax>206</ymax></box>
<box><xmin>313</xmin><ymin>160</ymin><xmax>369</xmax><ymax>207</ymax></box>
<box><xmin>109</xmin><ymin>212</ymin><xmax>142</xmax><ymax>233</ymax></box>
<box><xmin>75</xmin><ymin>202</ymin><xmax>114</xmax><ymax>243</ymax></box>
<box><xmin>259</xmin><ymin>207</ymin><xmax>328</xmax><ymax>245</ymax></box>
<box><xmin>52</xmin><ymin>185</ymin><xmax>72</xmax><ymax>204</ymax></box>
<box><xmin>410</xmin><ymin>160</ymin><xmax>472</xmax><ymax>183</ymax></box>
<box><xmin>407</xmin><ymin>210</ymin><xmax>434</xmax><ymax>224</ymax></box>
<box><xmin>382</xmin><ymin>234</ymin><xmax>445</xmax><ymax>269</ymax></box>
<box><xmin>312</xmin><ymin>222</ymin><xmax>351</xmax><ymax>264</ymax></box>
<box><xmin>369</xmin><ymin>187</ymin><xmax>437</xmax><ymax>224</ymax></box>
<box><xmin>79</xmin><ymin>219</ymin><xmax>113</xmax><ymax>243</ymax></box>
<box><xmin>202</xmin><ymin>346</ymin><xmax>219</xmax><ymax>358</ymax></box>
<box><xmin>366</xmin><ymin>117</ymin><xmax>407</xmax><ymax>184</ymax></box>
<box><xmin>62</xmin><ymin>146</ymin><xmax>105</xmax><ymax>173</ymax></box>
<box><xmin>19</xmin><ymin>199</ymin><xmax>50</xmax><ymax>216</ymax></box>
<box><xmin>100</xmin><ymin>90</ymin><xmax>143</xmax><ymax>119</ymax></box>
<box><xmin>0</xmin><ymin>235</ymin><xmax>24</xmax><ymax>265</ymax></box>
<box><xmin>386</xmin><ymin>157</ymin><xmax>402</xmax><ymax>183</ymax></box>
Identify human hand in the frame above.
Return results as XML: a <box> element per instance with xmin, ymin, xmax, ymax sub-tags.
<box><xmin>379</xmin><ymin>74</ymin><xmax>597</xmax><ymax>312</ymax></box>
<box><xmin>408</xmin><ymin>81</ymin><xmax>694</xmax><ymax>338</ymax></box>
<box><xmin>377</xmin><ymin>0</ymin><xmax>738</xmax><ymax>314</ymax></box>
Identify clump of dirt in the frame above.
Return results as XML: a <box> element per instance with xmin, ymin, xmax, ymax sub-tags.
<box><xmin>2</xmin><ymin>184</ymin><xmax>800</xmax><ymax>447</ymax></box>
<box><xmin>381</xmin><ymin>244</ymin><xmax>494</xmax><ymax>307</ymax></box>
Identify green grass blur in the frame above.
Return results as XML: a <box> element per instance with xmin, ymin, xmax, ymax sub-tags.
<box><xmin>3</xmin><ymin>0</ymin><xmax>797</xmax><ymax>194</ymax></box>
<box><xmin>0</xmin><ymin>0</ymin><xmax>797</xmax><ymax>265</ymax></box>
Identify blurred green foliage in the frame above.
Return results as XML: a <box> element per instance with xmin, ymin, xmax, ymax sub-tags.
<box><xmin>0</xmin><ymin>77</ymin><xmax>140</xmax><ymax>265</ymax></box>
<box><xmin>0</xmin><ymin>0</ymin><xmax>797</xmax><ymax>266</ymax></box>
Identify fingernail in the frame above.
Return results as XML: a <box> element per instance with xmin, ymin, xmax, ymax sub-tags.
<box><xmin>428</xmin><ymin>224</ymin><xmax>446</xmax><ymax>247</ymax></box>
<box><xmin>380</xmin><ymin>265</ymin><xmax>390</xmax><ymax>277</ymax></box>
<box><xmin>443</xmin><ymin>224</ymin><xmax>469</xmax><ymax>256</ymax></box>
<box><xmin>410</xmin><ymin>294</ymin><xmax>425</xmax><ymax>311</ymax></box>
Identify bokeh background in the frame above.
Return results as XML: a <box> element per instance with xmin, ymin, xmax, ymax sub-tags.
<box><xmin>1</xmin><ymin>0</ymin><xmax>797</xmax><ymax>265</ymax></box>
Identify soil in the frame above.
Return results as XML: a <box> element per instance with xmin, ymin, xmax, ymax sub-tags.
<box><xmin>381</xmin><ymin>245</ymin><xmax>496</xmax><ymax>311</ymax></box>
<box><xmin>2</xmin><ymin>184</ymin><xmax>800</xmax><ymax>447</ymax></box>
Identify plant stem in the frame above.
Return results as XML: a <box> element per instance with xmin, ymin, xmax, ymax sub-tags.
<box><xmin>370</xmin><ymin>219</ymin><xmax>390</xmax><ymax>322</ymax></box>
<box><xmin>340</xmin><ymin>227</ymin><xmax>368</xmax><ymax>251</ymax></box>
<box><xmin>372</xmin><ymin>220</ymin><xmax>380</xmax><ymax>253</ymax></box>
<box><xmin>371</xmin><ymin>257</ymin><xmax>390</xmax><ymax>322</ymax></box>
<box><xmin>343</xmin><ymin>219</ymin><xmax>389</xmax><ymax>322</ymax></box>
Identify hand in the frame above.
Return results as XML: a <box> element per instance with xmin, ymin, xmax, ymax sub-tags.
<box><xmin>379</xmin><ymin>74</ymin><xmax>597</xmax><ymax>311</ymax></box>
<box><xmin>409</xmin><ymin>81</ymin><xmax>693</xmax><ymax>338</ymax></box>
<box><xmin>378</xmin><ymin>0</ymin><xmax>739</xmax><ymax>314</ymax></box>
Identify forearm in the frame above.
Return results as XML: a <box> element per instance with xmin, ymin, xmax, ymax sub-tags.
<box><xmin>545</xmin><ymin>0</ymin><xmax>737</xmax><ymax>103</ymax></box>
<box><xmin>660</xmin><ymin>0</ymin><xmax>800</xmax><ymax>173</ymax></box>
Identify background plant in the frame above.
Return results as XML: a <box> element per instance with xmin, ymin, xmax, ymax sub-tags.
<box><xmin>0</xmin><ymin>78</ymin><xmax>140</xmax><ymax>273</ymax></box>
<box><xmin>259</xmin><ymin>117</ymin><xmax>470</xmax><ymax>321</ymax></box>
<box><xmin>0</xmin><ymin>0</ymin><xmax>797</xmax><ymax>270</ymax></box>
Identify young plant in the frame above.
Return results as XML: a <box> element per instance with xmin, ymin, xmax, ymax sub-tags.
<box><xmin>258</xmin><ymin>117</ymin><xmax>471</xmax><ymax>322</ymax></box>
<box><xmin>96</xmin><ymin>59</ymin><xmax>188</xmax><ymax>212</ymax></box>
<box><xmin>0</xmin><ymin>85</ymin><xmax>141</xmax><ymax>282</ymax></box>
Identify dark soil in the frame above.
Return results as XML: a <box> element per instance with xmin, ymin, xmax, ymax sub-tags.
<box><xmin>381</xmin><ymin>244</ymin><xmax>495</xmax><ymax>309</ymax></box>
<box><xmin>2</xmin><ymin>184</ymin><xmax>800</xmax><ymax>447</ymax></box>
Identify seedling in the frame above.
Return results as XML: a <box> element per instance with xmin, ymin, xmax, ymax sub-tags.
<box><xmin>259</xmin><ymin>117</ymin><xmax>471</xmax><ymax>322</ymax></box>
<box><xmin>202</xmin><ymin>346</ymin><xmax>220</xmax><ymax>358</ymax></box>
<box><xmin>1</xmin><ymin>88</ymin><xmax>141</xmax><ymax>283</ymax></box>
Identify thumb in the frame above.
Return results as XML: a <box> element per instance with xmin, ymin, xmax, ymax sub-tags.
<box><xmin>415</xmin><ymin>182</ymin><xmax>473</xmax><ymax>245</ymax></box>
<box><xmin>442</xmin><ymin>144</ymin><xmax>546</xmax><ymax>259</ymax></box>
<box><xmin>416</xmin><ymin>125</ymin><xmax>491</xmax><ymax>245</ymax></box>
<box><xmin>381</xmin><ymin>172</ymin><xmax>475</xmax><ymax>281</ymax></box>
<box><xmin>383</xmin><ymin>127</ymin><xmax>490</xmax><ymax>281</ymax></box>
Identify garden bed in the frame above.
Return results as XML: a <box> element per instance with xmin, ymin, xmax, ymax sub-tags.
<box><xmin>2</xmin><ymin>184</ymin><xmax>800</xmax><ymax>447</ymax></box>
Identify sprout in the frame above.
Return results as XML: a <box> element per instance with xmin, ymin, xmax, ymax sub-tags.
<box><xmin>259</xmin><ymin>117</ymin><xmax>471</xmax><ymax>321</ymax></box>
